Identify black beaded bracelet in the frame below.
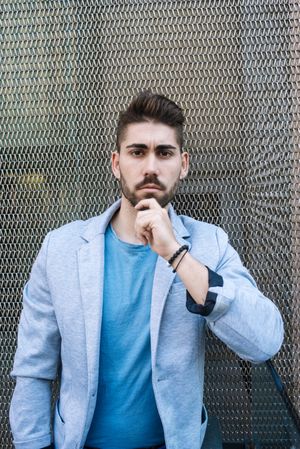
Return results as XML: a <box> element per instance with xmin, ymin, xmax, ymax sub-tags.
<box><xmin>172</xmin><ymin>249</ymin><xmax>188</xmax><ymax>273</ymax></box>
<box><xmin>167</xmin><ymin>244</ymin><xmax>189</xmax><ymax>266</ymax></box>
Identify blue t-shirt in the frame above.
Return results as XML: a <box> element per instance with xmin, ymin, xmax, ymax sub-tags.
<box><xmin>85</xmin><ymin>224</ymin><xmax>165</xmax><ymax>449</ymax></box>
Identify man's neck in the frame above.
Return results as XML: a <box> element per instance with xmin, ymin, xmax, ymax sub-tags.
<box><xmin>110</xmin><ymin>196</ymin><xmax>142</xmax><ymax>244</ymax></box>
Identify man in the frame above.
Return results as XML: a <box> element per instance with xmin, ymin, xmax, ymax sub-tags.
<box><xmin>10</xmin><ymin>91</ymin><xmax>284</xmax><ymax>449</ymax></box>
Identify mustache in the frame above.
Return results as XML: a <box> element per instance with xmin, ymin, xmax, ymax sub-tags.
<box><xmin>135</xmin><ymin>176</ymin><xmax>166</xmax><ymax>190</ymax></box>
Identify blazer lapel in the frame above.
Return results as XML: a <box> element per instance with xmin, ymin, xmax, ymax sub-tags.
<box><xmin>77</xmin><ymin>235</ymin><xmax>105</xmax><ymax>388</ymax></box>
<box><xmin>77</xmin><ymin>200</ymin><xmax>121</xmax><ymax>391</ymax></box>
<box><xmin>150</xmin><ymin>256</ymin><xmax>176</xmax><ymax>366</ymax></box>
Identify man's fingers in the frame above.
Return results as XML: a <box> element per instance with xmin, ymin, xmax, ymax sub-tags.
<box><xmin>136</xmin><ymin>206</ymin><xmax>167</xmax><ymax>223</ymax></box>
<box><xmin>135</xmin><ymin>214</ymin><xmax>154</xmax><ymax>242</ymax></box>
<box><xmin>135</xmin><ymin>227</ymin><xmax>152</xmax><ymax>245</ymax></box>
<box><xmin>135</xmin><ymin>215</ymin><xmax>155</xmax><ymax>233</ymax></box>
<box><xmin>143</xmin><ymin>230</ymin><xmax>152</xmax><ymax>244</ymax></box>
<box><xmin>135</xmin><ymin>207</ymin><xmax>169</xmax><ymax>239</ymax></box>
<box><xmin>134</xmin><ymin>198</ymin><xmax>173</xmax><ymax>250</ymax></box>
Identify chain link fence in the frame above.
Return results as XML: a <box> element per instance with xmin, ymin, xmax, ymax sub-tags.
<box><xmin>1</xmin><ymin>1</ymin><xmax>299</xmax><ymax>447</ymax></box>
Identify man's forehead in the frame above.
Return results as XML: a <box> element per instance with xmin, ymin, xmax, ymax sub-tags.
<box><xmin>121</xmin><ymin>121</ymin><xmax>179</xmax><ymax>147</ymax></box>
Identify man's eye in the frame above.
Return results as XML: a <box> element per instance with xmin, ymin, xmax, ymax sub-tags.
<box><xmin>131</xmin><ymin>150</ymin><xmax>144</xmax><ymax>156</ymax></box>
<box><xmin>159</xmin><ymin>150</ymin><xmax>172</xmax><ymax>157</ymax></box>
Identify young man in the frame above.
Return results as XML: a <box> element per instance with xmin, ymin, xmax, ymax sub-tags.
<box><xmin>10</xmin><ymin>91</ymin><xmax>284</xmax><ymax>449</ymax></box>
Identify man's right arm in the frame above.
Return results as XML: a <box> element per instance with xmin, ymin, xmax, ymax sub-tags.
<box><xmin>10</xmin><ymin>233</ymin><xmax>61</xmax><ymax>449</ymax></box>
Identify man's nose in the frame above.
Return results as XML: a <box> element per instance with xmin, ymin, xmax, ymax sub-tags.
<box><xmin>142</xmin><ymin>153</ymin><xmax>160</xmax><ymax>176</ymax></box>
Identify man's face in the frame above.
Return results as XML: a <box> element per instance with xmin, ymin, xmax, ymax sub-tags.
<box><xmin>112</xmin><ymin>121</ymin><xmax>189</xmax><ymax>208</ymax></box>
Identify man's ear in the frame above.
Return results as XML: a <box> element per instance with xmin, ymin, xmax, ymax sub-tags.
<box><xmin>180</xmin><ymin>151</ymin><xmax>189</xmax><ymax>179</ymax></box>
<box><xmin>111</xmin><ymin>151</ymin><xmax>120</xmax><ymax>179</ymax></box>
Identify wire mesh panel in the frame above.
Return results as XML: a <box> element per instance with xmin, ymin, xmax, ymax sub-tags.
<box><xmin>1</xmin><ymin>1</ymin><xmax>299</xmax><ymax>447</ymax></box>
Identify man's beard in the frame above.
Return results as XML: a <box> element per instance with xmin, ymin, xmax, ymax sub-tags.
<box><xmin>119</xmin><ymin>173</ymin><xmax>180</xmax><ymax>208</ymax></box>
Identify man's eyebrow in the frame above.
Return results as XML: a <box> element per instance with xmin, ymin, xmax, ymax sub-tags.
<box><xmin>125</xmin><ymin>143</ymin><xmax>178</xmax><ymax>150</ymax></box>
<box><xmin>126</xmin><ymin>143</ymin><xmax>148</xmax><ymax>149</ymax></box>
<box><xmin>156</xmin><ymin>144</ymin><xmax>177</xmax><ymax>150</ymax></box>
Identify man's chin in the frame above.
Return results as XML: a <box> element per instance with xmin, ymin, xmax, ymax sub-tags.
<box><xmin>125</xmin><ymin>191</ymin><xmax>160</xmax><ymax>207</ymax></box>
<box><xmin>122</xmin><ymin>188</ymin><xmax>173</xmax><ymax>208</ymax></box>
<box><xmin>141</xmin><ymin>191</ymin><xmax>160</xmax><ymax>199</ymax></box>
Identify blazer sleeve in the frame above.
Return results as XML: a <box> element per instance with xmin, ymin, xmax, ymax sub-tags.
<box><xmin>186</xmin><ymin>226</ymin><xmax>284</xmax><ymax>363</ymax></box>
<box><xmin>10</xmin><ymin>232</ymin><xmax>61</xmax><ymax>449</ymax></box>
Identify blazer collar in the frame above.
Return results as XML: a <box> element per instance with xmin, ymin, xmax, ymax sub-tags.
<box><xmin>80</xmin><ymin>199</ymin><xmax>122</xmax><ymax>242</ymax></box>
<box><xmin>80</xmin><ymin>198</ymin><xmax>191</xmax><ymax>244</ymax></box>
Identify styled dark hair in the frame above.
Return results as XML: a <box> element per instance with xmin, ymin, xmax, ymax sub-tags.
<box><xmin>116</xmin><ymin>90</ymin><xmax>185</xmax><ymax>151</ymax></box>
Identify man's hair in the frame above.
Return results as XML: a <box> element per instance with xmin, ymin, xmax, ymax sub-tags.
<box><xmin>116</xmin><ymin>90</ymin><xmax>185</xmax><ymax>151</ymax></box>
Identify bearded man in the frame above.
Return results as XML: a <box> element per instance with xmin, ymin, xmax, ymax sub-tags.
<box><xmin>10</xmin><ymin>91</ymin><xmax>284</xmax><ymax>449</ymax></box>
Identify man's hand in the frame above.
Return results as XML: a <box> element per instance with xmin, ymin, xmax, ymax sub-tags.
<box><xmin>135</xmin><ymin>198</ymin><xmax>208</xmax><ymax>304</ymax></box>
<box><xmin>134</xmin><ymin>198</ymin><xmax>180</xmax><ymax>260</ymax></box>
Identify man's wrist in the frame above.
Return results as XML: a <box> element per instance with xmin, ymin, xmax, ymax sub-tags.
<box><xmin>162</xmin><ymin>241</ymin><xmax>181</xmax><ymax>262</ymax></box>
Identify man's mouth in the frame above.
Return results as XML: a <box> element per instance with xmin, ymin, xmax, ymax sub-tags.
<box><xmin>139</xmin><ymin>184</ymin><xmax>162</xmax><ymax>190</ymax></box>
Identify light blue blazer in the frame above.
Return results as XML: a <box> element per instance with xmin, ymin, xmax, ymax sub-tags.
<box><xmin>10</xmin><ymin>199</ymin><xmax>284</xmax><ymax>449</ymax></box>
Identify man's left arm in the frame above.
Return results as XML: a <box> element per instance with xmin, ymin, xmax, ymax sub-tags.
<box><xmin>171</xmin><ymin>226</ymin><xmax>284</xmax><ymax>363</ymax></box>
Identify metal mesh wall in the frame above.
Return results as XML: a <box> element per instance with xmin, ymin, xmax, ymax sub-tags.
<box><xmin>1</xmin><ymin>1</ymin><xmax>299</xmax><ymax>447</ymax></box>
